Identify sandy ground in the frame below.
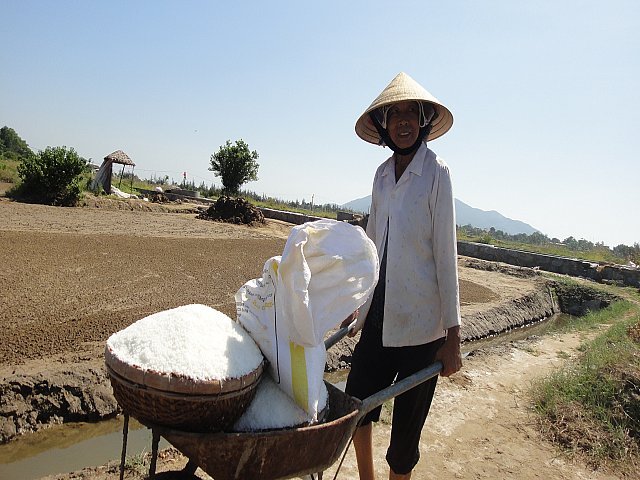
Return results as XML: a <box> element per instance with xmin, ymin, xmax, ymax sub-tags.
<box><xmin>0</xmin><ymin>197</ymin><xmax>627</xmax><ymax>479</ymax></box>
<box><xmin>0</xmin><ymin>197</ymin><xmax>291</xmax><ymax>369</ymax></box>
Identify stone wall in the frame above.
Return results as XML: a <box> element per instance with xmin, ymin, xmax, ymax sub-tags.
<box><xmin>458</xmin><ymin>241</ymin><xmax>640</xmax><ymax>287</ymax></box>
<box><xmin>259</xmin><ymin>207</ymin><xmax>324</xmax><ymax>225</ymax></box>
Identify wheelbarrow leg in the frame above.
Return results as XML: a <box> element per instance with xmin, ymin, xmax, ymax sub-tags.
<box><xmin>149</xmin><ymin>428</ymin><xmax>160</xmax><ymax>479</ymax></box>
<box><xmin>119</xmin><ymin>414</ymin><xmax>129</xmax><ymax>480</ymax></box>
<box><xmin>183</xmin><ymin>458</ymin><xmax>198</xmax><ymax>475</ymax></box>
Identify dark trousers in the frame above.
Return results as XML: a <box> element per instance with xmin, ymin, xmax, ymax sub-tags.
<box><xmin>346</xmin><ymin>313</ymin><xmax>445</xmax><ymax>474</ymax></box>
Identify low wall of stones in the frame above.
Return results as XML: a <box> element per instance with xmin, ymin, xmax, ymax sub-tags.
<box><xmin>458</xmin><ymin>241</ymin><xmax>640</xmax><ymax>288</ymax></box>
<box><xmin>259</xmin><ymin>207</ymin><xmax>324</xmax><ymax>225</ymax></box>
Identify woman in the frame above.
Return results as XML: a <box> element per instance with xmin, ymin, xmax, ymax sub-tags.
<box><xmin>345</xmin><ymin>72</ymin><xmax>462</xmax><ymax>480</ymax></box>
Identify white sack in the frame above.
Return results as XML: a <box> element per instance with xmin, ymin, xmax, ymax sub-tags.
<box><xmin>278</xmin><ymin>219</ymin><xmax>379</xmax><ymax>347</ymax></box>
<box><xmin>110</xmin><ymin>186</ymin><xmax>135</xmax><ymax>198</ymax></box>
<box><xmin>236</xmin><ymin>219</ymin><xmax>378</xmax><ymax>419</ymax></box>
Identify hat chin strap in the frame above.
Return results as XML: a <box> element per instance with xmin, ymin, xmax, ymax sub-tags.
<box><xmin>369</xmin><ymin>112</ymin><xmax>432</xmax><ymax>155</ymax></box>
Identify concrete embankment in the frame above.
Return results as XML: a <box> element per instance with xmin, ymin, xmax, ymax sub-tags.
<box><xmin>458</xmin><ymin>241</ymin><xmax>640</xmax><ymax>288</ymax></box>
<box><xmin>259</xmin><ymin>207</ymin><xmax>324</xmax><ymax>225</ymax></box>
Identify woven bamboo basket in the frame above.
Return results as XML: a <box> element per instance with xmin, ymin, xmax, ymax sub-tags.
<box><xmin>105</xmin><ymin>347</ymin><xmax>265</xmax><ymax>432</ymax></box>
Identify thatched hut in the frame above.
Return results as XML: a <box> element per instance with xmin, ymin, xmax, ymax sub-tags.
<box><xmin>91</xmin><ymin>150</ymin><xmax>136</xmax><ymax>194</ymax></box>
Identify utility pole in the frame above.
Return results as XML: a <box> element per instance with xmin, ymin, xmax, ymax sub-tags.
<box><xmin>311</xmin><ymin>194</ymin><xmax>314</xmax><ymax>212</ymax></box>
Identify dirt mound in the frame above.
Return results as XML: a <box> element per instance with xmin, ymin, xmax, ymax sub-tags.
<box><xmin>197</xmin><ymin>196</ymin><xmax>265</xmax><ymax>225</ymax></box>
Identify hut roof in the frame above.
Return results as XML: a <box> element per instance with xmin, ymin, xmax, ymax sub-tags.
<box><xmin>104</xmin><ymin>150</ymin><xmax>135</xmax><ymax>166</ymax></box>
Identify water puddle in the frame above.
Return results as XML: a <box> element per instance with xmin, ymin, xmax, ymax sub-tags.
<box><xmin>0</xmin><ymin>313</ymin><xmax>572</xmax><ymax>479</ymax></box>
<box><xmin>0</xmin><ymin>416</ymin><xmax>167</xmax><ymax>480</ymax></box>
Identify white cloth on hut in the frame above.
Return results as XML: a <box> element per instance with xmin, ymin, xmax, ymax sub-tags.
<box><xmin>90</xmin><ymin>159</ymin><xmax>114</xmax><ymax>192</ymax></box>
<box><xmin>236</xmin><ymin>219</ymin><xmax>378</xmax><ymax>420</ymax></box>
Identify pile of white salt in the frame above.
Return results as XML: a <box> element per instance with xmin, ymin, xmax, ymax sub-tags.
<box><xmin>106</xmin><ymin>304</ymin><xmax>263</xmax><ymax>381</ymax></box>
<box><xmin>233</xmin><ymin>375</ymin><xmax>329</xmax><ymax>431</ymax></box>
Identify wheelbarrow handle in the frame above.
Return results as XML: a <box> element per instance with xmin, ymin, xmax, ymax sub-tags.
<box><xmin>358</xmin><ymin>361</ymin><xmax>444</xmax><ymax>417</ymax></box>
<box><xmin>324</xmin><ymin>323</ymin><xmax>355</xmax><ymax>351</ymax></box>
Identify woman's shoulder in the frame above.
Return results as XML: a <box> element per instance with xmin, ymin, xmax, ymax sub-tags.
<box><xmin>425</xmin><ymin>147</ymin><xmax>452</xmax><ymax>175</ymax></box>
<box><xmin>373</xmin><ymin>155</ymin><xmax>394</xmax><ymax>178</ymax></box>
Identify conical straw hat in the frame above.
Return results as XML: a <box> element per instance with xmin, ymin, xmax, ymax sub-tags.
<box><xmin>355</xmin><ymin>72</ymin><xmax>454</xmax><ymax>145</ymax></box>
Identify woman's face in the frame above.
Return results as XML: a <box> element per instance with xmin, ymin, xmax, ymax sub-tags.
<box><xmin>386</xmin><ymin>101</ymin><xmax>421</xmax><ymax>150</ymax></box>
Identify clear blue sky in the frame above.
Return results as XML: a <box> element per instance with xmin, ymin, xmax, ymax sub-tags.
<box><xmin>2</xmin><ymin>1</ymin><xmax>638</xmax><ymax>247</ymax></box>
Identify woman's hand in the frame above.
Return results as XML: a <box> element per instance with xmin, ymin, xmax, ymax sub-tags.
<box><xmin>435</xmin><ymin>326</ymin><xmax>462</xmax><ymax>377</ymax></box>
<box><xmin>340</xmin><ymin>309</ymin><xmax>359</xmax><ymax>337</ymax></box>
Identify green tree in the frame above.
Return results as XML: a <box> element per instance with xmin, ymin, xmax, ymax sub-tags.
<box><xmin>209</xmin><ymin>139</ymin><xmax>259</xmax><ymax>194</ymax></box>
<box><xmin>0</xmin><ymin>126</ymin><xmax>33</xmax><ymax>160</ymax></box>
<box><xmin>16</xmin><ymin>146</ymin><xmax>87</xmax><ymax>205</ymax></box>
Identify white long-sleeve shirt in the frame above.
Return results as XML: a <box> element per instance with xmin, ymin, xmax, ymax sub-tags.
<box><xmin>355</xmin><ymin>142</ymin><xmax>461</xmax><ymax>347</ymax></box>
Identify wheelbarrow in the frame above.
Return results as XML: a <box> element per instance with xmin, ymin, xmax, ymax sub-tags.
<box><xmin>118</xmin><ymin>327</ymin><xmax>445</xmax><ymax>479</ymax></box>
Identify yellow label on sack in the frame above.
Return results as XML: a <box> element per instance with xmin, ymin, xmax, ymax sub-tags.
<box><xmin>289</xmin><ymin>341</ymin><xmax>308</xmax><ymax>411</ymax></box>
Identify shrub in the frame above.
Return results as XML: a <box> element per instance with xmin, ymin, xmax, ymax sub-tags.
<box><xmin>15</xmin><ymin>146</ymin><xmax>87</xmax><ymax>205</ymax></box>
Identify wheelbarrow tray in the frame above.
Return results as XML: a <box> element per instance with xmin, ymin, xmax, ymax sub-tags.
<box><xmin>127</xmin><ymin>327</ymin><xmax>444</xmax><ymax>480</ymax></box>
<box><xmin>154</xmin><ymin>381</ymin><xmax>361</xmax><ymax>480</ymax></box>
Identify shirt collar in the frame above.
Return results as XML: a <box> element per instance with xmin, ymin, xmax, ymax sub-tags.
<box><xmin>381</xmin><ymin>142</ymin><xmax>429</xmax><ymax>178</ymax></box>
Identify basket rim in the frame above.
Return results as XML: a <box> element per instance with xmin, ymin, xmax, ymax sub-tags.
<box><xmin>107</xmin><ymin>364</ymin><xmax>263</xmax><ymax>400</ymax></box>
<box><xmin>105</xmin><ymin>346</ymin><xmax>265</xmax><ymax>395</ymax></box>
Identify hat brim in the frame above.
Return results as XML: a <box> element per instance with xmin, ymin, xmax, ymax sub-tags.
<box><xmin>354</xmin><ymin>72</ymin><xmax>454</xmax><ymax>145</ymax></box>
<box><xmin>355</xmin><ymin>101</ymin><xmax>453</xmax><ymax>144</ymax></box>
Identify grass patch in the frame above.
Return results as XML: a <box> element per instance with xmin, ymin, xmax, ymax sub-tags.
<box><xmin>552</xmin><ymin>300</ymin><xmax>634</xmax><ymax>334</ymax></box>
<box><xmin>124</xmin><ymin>450</ymin><xmax>148</xmax><ymax>476</ymax></box>
<box><xmin>0</xmin><ymin>157</ymin><xmax>19</xmax><ymax>183</ymax></box>
<box><xmin>531</xmin><ymin>301</ymin><xmax>640</xmax><ymax>474</ymax></box>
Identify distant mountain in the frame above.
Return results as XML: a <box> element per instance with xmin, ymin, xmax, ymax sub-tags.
<box><xmin>453</xmin><ymin>199</ymin><xmax>539</xmax><ymax>235</ymax></box>
<box><xmin>341</xmin><ymin>195</ymin><xmax>372</xmax><ymax>214</ymax></box>
<box><xmin>341</xmin><ymin>196</ymin><xmax>539</xmax><ymax>236</ymax></box>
